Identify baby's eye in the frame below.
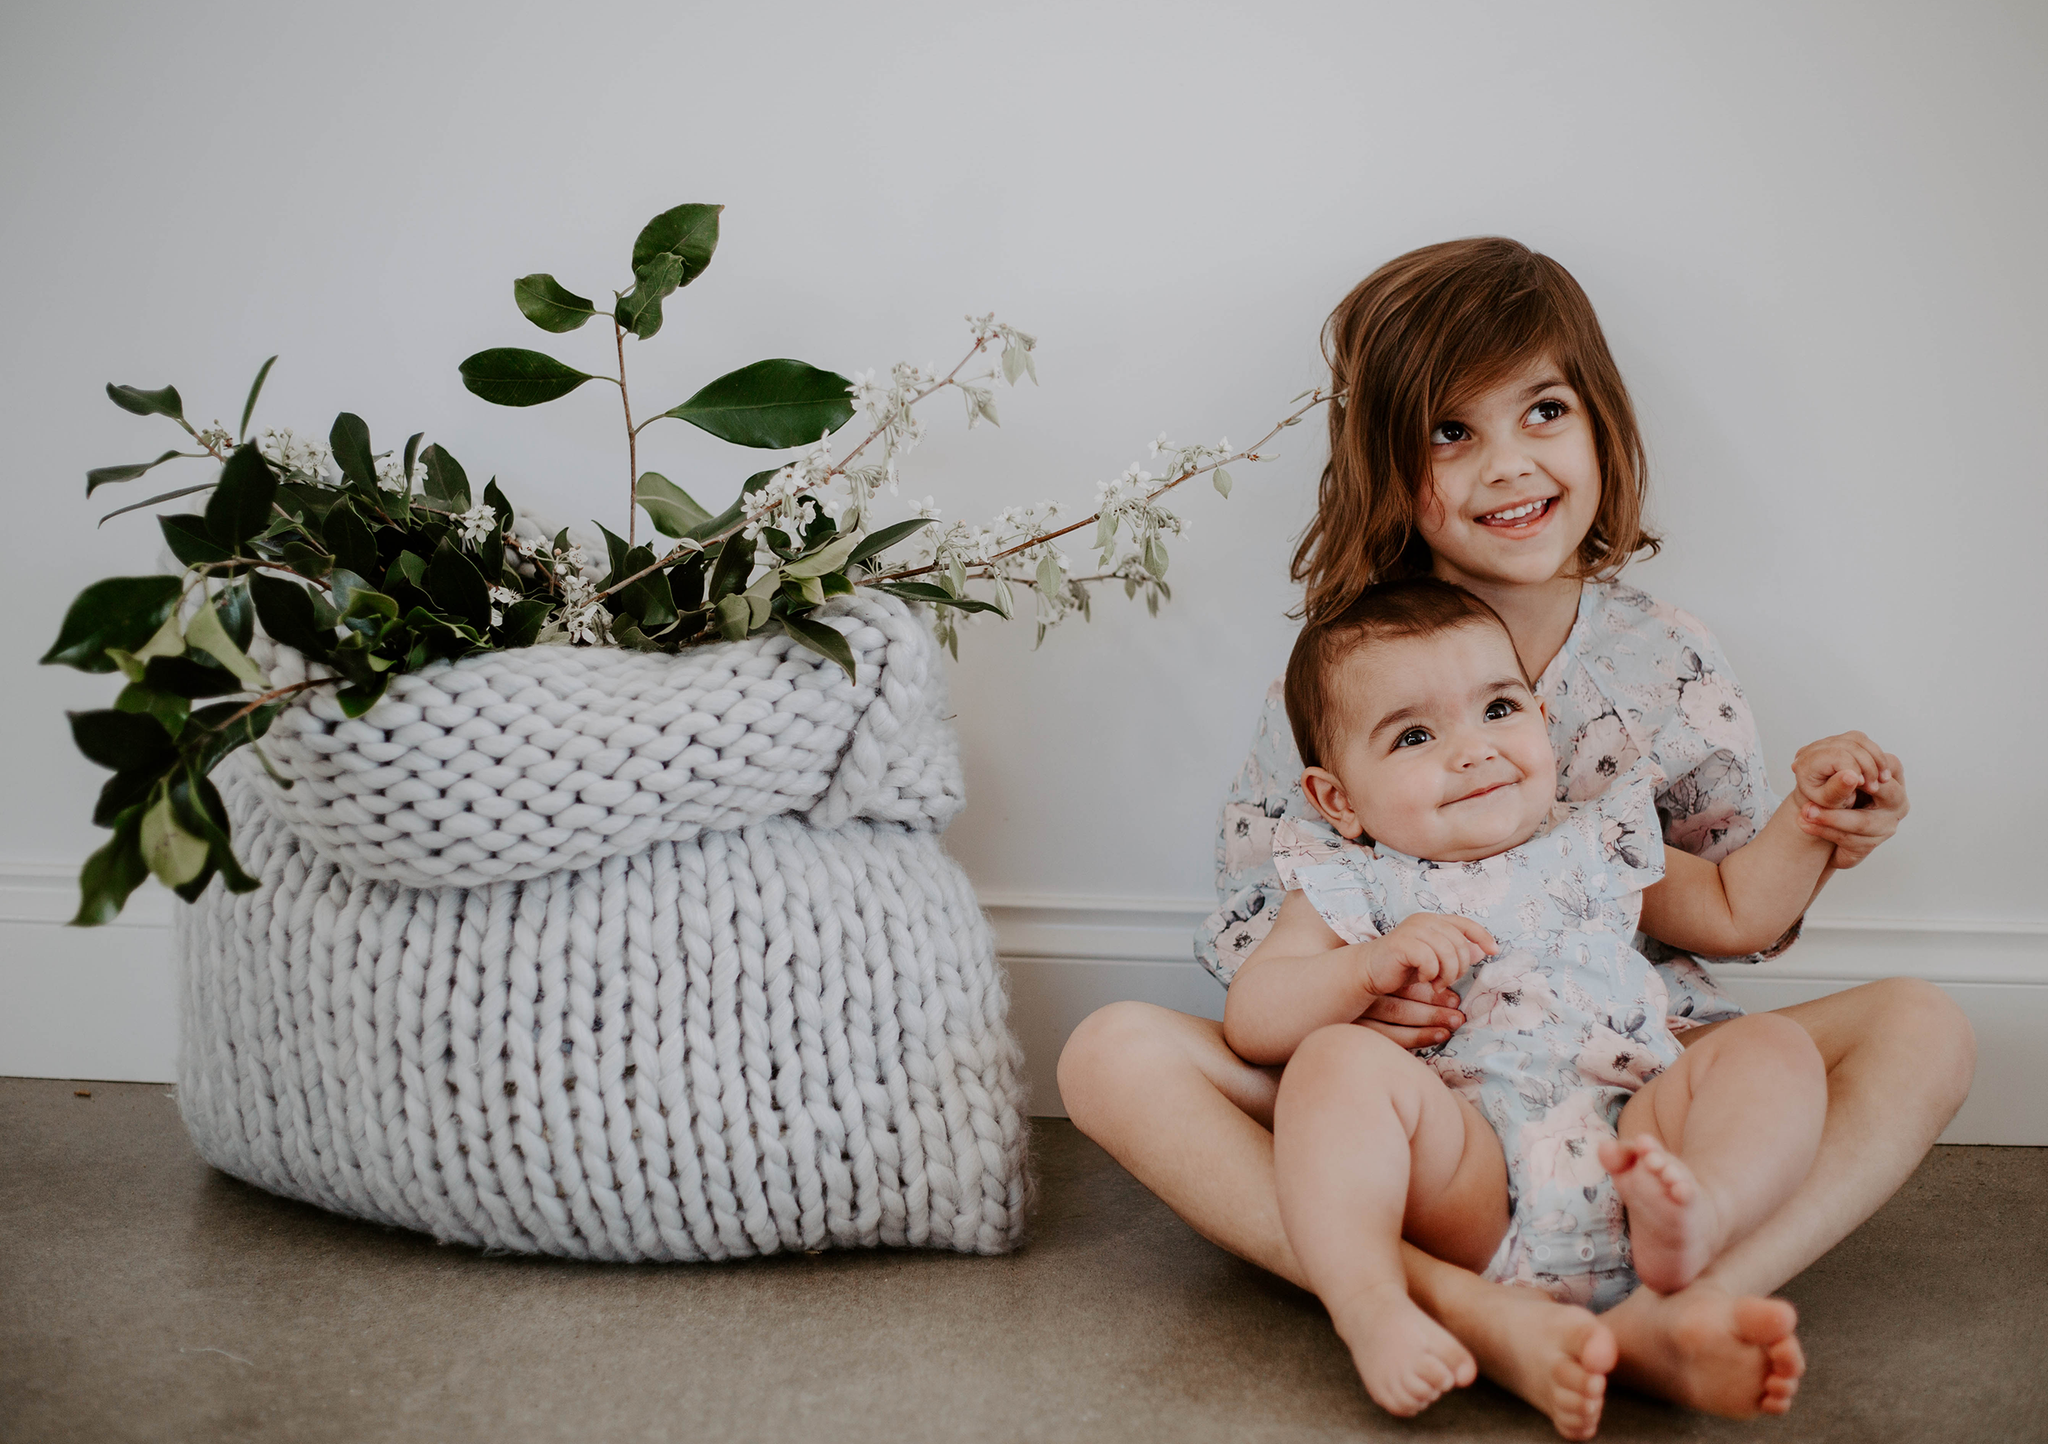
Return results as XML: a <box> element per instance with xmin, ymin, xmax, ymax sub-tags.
<box><xmin>1395</xmin><ymin>727</ymin><xmax>1432</xmax><ymax>749</ymax></box>
<box><xmin>1525</xmin><ymin>399</ymin><xmax>1568</xmax><ymax>426</ymax></box>
<box><xmin>1483</xmin><ymin>697</ymin><xmax>1520</xmax><ymax>721</ymax></box>
<box><xmin>1429</xmin><ymin>421</ymin><xmax>1470</xmax><ymax>445</ymax></box>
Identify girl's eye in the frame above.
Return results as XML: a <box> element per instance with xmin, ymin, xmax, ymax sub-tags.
<box><xmin>1484</xmin><ymin>698</ymin><xmax>1520</xmax><ymax>722</ymax></box>
<box><xmin>1525</xmin><ymin>399</ymin><xmax>1568</xmax><ymax>426</ymax></box>
<box><xmin>1395</xmin><ymin>727</ymin><xmax>1432</xmax><ymax>749</ymax></box>
<box><xmin>1429</xmin><ymin>421</ymin><xmax>1470</xmax><ymax>445</ymax></box>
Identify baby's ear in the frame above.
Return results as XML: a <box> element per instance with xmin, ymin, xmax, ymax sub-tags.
<box><xmin>1300</xmin><ymin>766</ymin><xmax>1367</xmax><ymax>839</ymax></box>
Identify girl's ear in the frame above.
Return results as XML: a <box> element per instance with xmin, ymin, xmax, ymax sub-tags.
<box><xmin>1301</xmin><ymin>766</ymin><xmax>1368</xmax><ymax>840</ymax></box>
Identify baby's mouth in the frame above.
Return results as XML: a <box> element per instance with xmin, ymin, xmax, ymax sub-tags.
<box><xmin>1474</xmin><ymin>497</ymin><xmax>1555</xmax><ymax>528</ymax></box>
<box><xmin>1448</xmin><ymin>779</ymin><xmax>1517</xmax><ymax>805</ymax></box>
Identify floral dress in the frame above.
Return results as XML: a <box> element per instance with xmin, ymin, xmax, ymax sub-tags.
<box><xmin>1275</xmin><ymin>764</ymin><xmax>1680</xmax><ymax>1311</ymax></box>
<box><xmin>1201</xmin><ymin>581</ymin><xmax>1796</xmax><ymax>1022</ymax></box>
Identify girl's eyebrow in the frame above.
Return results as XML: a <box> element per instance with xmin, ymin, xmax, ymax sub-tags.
<box><xmin>1518</xmin><ymin>377</ymin><xmax>1567</xmax><ymax>399</ymax></box>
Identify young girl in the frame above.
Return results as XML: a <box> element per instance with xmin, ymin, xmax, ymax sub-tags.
<box><xmin>1244</xmin><ymin>576</ymin><xmax>1879</xmax><ymax>1420</ymax></box>
<box><xmin>1058</xmin><ymin>238</ymin><xmax>1972</xmax><ymax>1438</ymax></box>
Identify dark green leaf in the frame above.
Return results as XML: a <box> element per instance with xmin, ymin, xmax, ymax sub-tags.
<box><xmin>278</xmin><ymin>541</ymin><xmax>334</xmax><ymax>579</ymax></box>
<box><xmin>514</xmin><ymin>273</ymin><xmax>601</xmax><ymax>333</ymax></box>
<box><xmin>71</xmin><ymin>806</ymin><xmax>150</xmax><ymax>926</ymax></box>
<box><xmin>402</xmin><ymin>432</ymin><xmax>424</xmax><ymax>494</ymax></box>
<box><xmin>113</xmin><ymin>680</ymin><xmax>189</xmax><ymax>731</ymax></box>
<box><xmin>249</xmin><ymin>572</ymin><xmax>329</xmax><ymax>656</ymax></box>
<box><xmin>680</xmin><ymin>469</ymin><xmax>776</xmax><ymax>543</ymax></box>
<box><xmin>669</xmin><ymin>553</ymin><xmax>707</xmax><ymax>612</ymax></box>
<box><xmin>714</xmin><ymin>594</ymin><xmax>749</xmax><ymax>640</ymax></box>
<box><xmin>420</xmin><ymin>443</ymin><xmax>472</xmax><ymax>511</ymax></box>
<box><xmin>323</xmin><ymin>499</ymin><xmax>378</xmax><ymax>579</ymax></box>
<box><xmin>631</xmin><ymin>203</ymin><xmax>722</xmax><ymax>281</ymax></box>
<box><xmin>500</xmin><ymin>598</ymin><xmax>549</xmax><ymax>649</ymax></box>
<box><xmin>101</xmin><ymin>482</ymin><xmax>216</xmax><ymax>527</ymax></box>
<box><xmin>156</xmin><ymin>514</ymin><xmax>230</xmax><ymax>566</ymax></box>
<box><xmin>780</xmin><ymin>615</ymin><xmax>857</xmax><ymax>681</ymax></box>
<box><xmin>336</xmin><ymin>677</ymin><xmax>390</xmax><ymax>717</ymax></box>
<box><xmin>635</xmin><ymin>472</ymin><xmax>712</xmax><ymax>537</ymax></box>
<box><xmin>138</xmin><ymin>654</ymin><xmax>240</xmax><ymax>698</ymax></box>
<box><xmin>708</xmin><ymin>532</ymin><xmax>755</xmax><ymax>601</ymax></box>
<box><xmin>203</xmin><ymin>442</ymin><xmax>279</xmax><ymax>549</ymax></box>
<box><xmin>848</xmin><ymin>518</ymin><xmax>934</xmax><ymax>566</ymax></box>
<box><xmin>426</xmin><ymin>537</ymin><xmax>490</xmax><ymax>628</ymax></box>
<box><xmin>596</xmin><ymin>523</ymin><xmax>632</xmax><ymax>587</ymax></box>
<box><xmin>458</xmin><ymin>348</ymin><xmax>595</xmax><ymax>407</ymax></box>
<box><xmin>329</xmin><ymin>413</ymin><xmax>377</xmax><ymax>492</ymax></box>
<box><xmin>660</xmin><ymin>359</ymin><xmax>854</xmax><ymax>449</ymax></box>
<box><xmin>87</xmin><ymin>450</ymin><xmax>190</xmax><ymax>495</ymax></box>
<box><xmin>239</xmin><ymin>355</ymin><xmax>277</xmax><ymax>440</ymax></box>
<box><xmin>187</xmin><ymin>700</ymin><xmax>281</xmax><ymax>776</ymax></box>
<box><xmin>874</xmin><ymin>581</ymin><xmax>1006</xmax><ymax>614</ymax></box>
<box><xmin>106</xmin><ymin>383</ymin><xmax>184</xmax><ymax>422</ymax></box>
<box><xmin>383</xmin><ymin>550</ymin><xmax>427</xmax><ymax>592</ymax></box>
<box><xmin>92</xmin><ymin>761</ymin><xmax>160</xmax><ymax>828</ymax></box>
<box><xmin>179</xmin><ymin>771</ymin><xmax>258</xmax><ymax>893</ymax></box>
<box><xmin>329</xmin><ymin>569</ymin><xmax>398</xmax><ymax>626</ymax></box>
<box><xmin>614</xmin><ymin>252</ymin><xmax>685</xmax><ymax>340</ymax></box>
<box><xmin>216</xmin><ymin>581</ymin><xmax>253</xmax><ymax>652</ymax></box>
<box><xmin>68</xmin><ymin>709</ymin><xmax>178</xmax><ymax>772</ymax></box>
<box><xmin>41</xmin><ymin>576</ymin><xmax>183</xmax><ymax>673</ymax></box>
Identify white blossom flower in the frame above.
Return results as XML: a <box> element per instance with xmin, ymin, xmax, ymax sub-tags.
<box><xmin>455</xmin><ymin>500</ymin><xmax>497</xmax><ymax>547</ymax></box>
<box><xmin>256</xmin><ymin>427</ymin><xmax>334</xmax><ymax>483</ymax></box>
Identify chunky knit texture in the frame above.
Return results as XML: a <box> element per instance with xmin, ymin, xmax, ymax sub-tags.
<box><xmin>175</xmin><ymin>595</ymin><xmax>1031</xmax><ymax>1259</ymax></box>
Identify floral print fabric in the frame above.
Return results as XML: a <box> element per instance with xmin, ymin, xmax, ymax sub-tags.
<box><xmin>1203</xmin><ymin>581</ymin><xmax>1794</xmax><ymax>1027</ymax></box>
<box><xmin>1275</xmin><ymin>764</ymin><xmax>1683</xmax><ymax>1311</ymax></box>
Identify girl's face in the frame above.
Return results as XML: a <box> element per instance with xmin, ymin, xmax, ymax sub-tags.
<box><xmin>1414</xmin><ymin>355</ymin><xmax>1601</xmax><ymax>591</ymax></box>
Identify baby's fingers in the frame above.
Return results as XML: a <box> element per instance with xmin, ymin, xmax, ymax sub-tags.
<box><xmin>1451</xmin><ymin>917</ymin><xmax>1500</xmax><ymax>958</ymax></box>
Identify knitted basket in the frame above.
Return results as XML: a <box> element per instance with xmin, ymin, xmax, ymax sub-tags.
<box><xmin>173</xmin><ymin>593</ymin><xmax>1032</xmax><ymax>1260</ymax></box>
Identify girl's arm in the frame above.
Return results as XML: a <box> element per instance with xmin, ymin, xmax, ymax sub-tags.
<box><xmin>1641</xmin><ymin>733</ymin><xmax>1897</xmax><ymax>957</ymax></box>
<box><xmin>1222</xmin><ymin>890</ymin><xmax>1493</xmax><ymax>1065</ymax></box>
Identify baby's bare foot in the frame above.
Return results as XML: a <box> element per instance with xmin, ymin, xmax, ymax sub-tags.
<box><xmin>1328</xmin><ymin>1284</ymin><xmax>1477</xmax><ymax>1418</ymax></box>
<box><xmin>1599</xmin><ymin>1136</ymin><xmax>1720</xmax><ymax>1294</ymax></box>
<box><xmin>1603</xmin><ymin>1280</ymin><xmax>1805</xmax><ymax>1418</ymax></box>
<box><xmin>1452</xmin><ymin>1286</ymin><xmax>1616</xmax><ymax>1441</ymax></box>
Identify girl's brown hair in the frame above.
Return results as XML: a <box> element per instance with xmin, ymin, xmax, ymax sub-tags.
<box><xmin>1292</xmin><ymin>237</ymin><xmax>1659</xmax><ymax>623</ymax></box>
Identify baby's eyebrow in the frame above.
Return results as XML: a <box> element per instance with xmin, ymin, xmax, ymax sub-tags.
<box><xmin>1367</xmin><ymin>702</ymin><xmax>1429</xmax><ymax>742</ymax></box>
<box><xmin>1476</xmin><ymin>675</ymin><xmax>1531</xmax><ymax>695</ymax></box>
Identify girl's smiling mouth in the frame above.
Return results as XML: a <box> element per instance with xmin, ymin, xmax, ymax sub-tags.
<box><xmin>1474</xmin><ymin>496</ymin><xmax>1556</xmax><ymax>528</ymax></box>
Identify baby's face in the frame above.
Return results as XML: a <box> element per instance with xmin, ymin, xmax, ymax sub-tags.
<box><xmin>1304</xmin><ymin>621</ymin><xmax>1556</xmax><ymax>862</ymax></box>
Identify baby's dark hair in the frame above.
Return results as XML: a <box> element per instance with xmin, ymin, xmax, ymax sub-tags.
<box><xmin>1284</xmin><ymin>577</ymin><xmax>1515</xmax><ymax>769</ymax></box>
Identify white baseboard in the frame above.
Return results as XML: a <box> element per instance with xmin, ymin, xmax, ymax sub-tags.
<box><xmin>5</xmin><ymin>864</ymin><xmax>2043</xmax><ymax>1144</ymax></box>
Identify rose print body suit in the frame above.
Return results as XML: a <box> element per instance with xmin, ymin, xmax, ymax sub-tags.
<box><xmin>1275</xmin><ymin>765</ymin><xmax>1680</xmax><ymax>1312</ymax></box>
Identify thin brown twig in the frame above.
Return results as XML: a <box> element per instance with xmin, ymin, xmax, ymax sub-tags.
<box><xmin>863</xmin><ymin>388</ymin><xmax>1334</xmax><ymax>586</ymax></box>
<box><xmin>586</xmin><ymin>339</ymin><xmax>996</xmax><ymax>609</ymax></box>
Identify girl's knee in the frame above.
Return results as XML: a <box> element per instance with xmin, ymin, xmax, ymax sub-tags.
<box><xmin>1057</xmin><ymin>1001</ymin><xmax>1174</xmax><ymax>1119</ymax></box>
<box><xmin>1856</xmin><ymin>977</ymin><xmax>1977</xmax><ymax>1107</ymax></box>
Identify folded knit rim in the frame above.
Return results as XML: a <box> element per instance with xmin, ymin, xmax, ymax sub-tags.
<box><xmin>250</xmin><ymin>593</ymin><xmax>962</xmax><ymax>889</ymax></box>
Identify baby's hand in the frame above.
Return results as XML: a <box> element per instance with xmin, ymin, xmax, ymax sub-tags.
<box><xmin>1362</xmin><ymin>913</ymin><xmax>1497</xmax><ymax>996</ymax></box>
<box><xmin>1790</xmin><ymin>730</ymin><xmax>1907</xmax><ymax>868</ymax></box>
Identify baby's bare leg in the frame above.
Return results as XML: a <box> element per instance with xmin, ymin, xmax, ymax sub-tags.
<box><xmin>1272</xmin><ymin>1024</ymin><xmax>1505</xmax><ymax>1417</ymax></box>
<box><xmin>1604</xmin><ymin>1013</ymin><xmax>1828</xmax><ymax>1296</ymax></box>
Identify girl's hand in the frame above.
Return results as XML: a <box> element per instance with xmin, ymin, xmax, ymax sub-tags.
<box><xmin>1357</xmin><ymin>979</ymin><xmax>1466</xmax><ymax>1051</ymax></box>
<box><xmin>1361</xmin><ymin>913</ymin><xmax>1496</xmax><ymax>996</ymax></box>
<box><xmin>1791</xmin><ymin>731</ymin><xmax>1908</xmax><ymax>868</ymax></box>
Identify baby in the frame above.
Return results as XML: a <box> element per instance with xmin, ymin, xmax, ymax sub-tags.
<box><xmin>1226</xmin><ymin>578</ymin><xmax>1893</xmax><ymax>1424</ymax></box>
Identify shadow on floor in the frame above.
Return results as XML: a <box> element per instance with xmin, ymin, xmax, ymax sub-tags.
<box><xmin>2</xmin><ymin>1077</ymin><xmax>2041</xmax><ymax>1443</ymax></box>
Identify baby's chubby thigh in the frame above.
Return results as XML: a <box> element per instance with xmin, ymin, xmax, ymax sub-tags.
<box><xmin>1282</xmin><ymin>1024</ymin><xmax>1513</xmax><ymax>1275</ymax></box>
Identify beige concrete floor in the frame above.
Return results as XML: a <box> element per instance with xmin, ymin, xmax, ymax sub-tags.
<box><xmin>3</xmin><ymin>1077</ymin><xmax>2042</xmax><ymax>1444</ymax></box>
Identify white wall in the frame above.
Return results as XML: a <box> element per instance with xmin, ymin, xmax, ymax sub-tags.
<box><xmin>3</xmin><ymin>1</ymin><xmax>2043</xmax><ymax>1138</ymax></box>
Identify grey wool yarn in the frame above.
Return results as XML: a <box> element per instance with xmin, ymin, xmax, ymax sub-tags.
<box><xmin>174</xmin><ymin>594</ymin><xmax>1032</xmax><ymax>1259</ymax></box>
